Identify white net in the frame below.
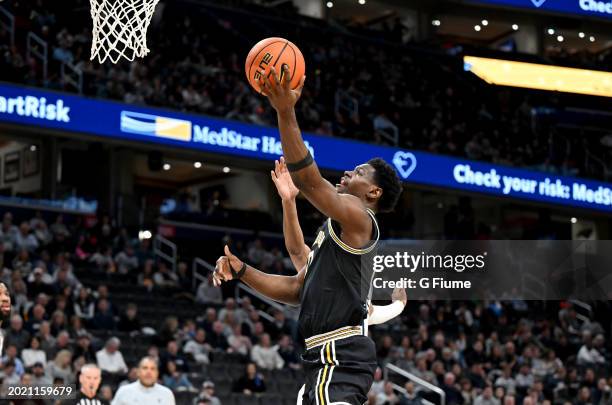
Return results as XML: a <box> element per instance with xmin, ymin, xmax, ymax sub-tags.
<box><xmin>90</xmin><ymin>0</ymin><xmax>160</xmax><ymax>64</ymax></box>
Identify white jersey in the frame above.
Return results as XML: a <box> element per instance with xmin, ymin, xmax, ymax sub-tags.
<box><xmin>110</xmin><ymin>382</ymin><xmax>175</xmax><ymax>405</ymax></box>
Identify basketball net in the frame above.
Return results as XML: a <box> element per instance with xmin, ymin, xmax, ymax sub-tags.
<box><xmin>89</xmin><ymin>0</ymin><xmax>160</xmax><ymax>64</ymax></box>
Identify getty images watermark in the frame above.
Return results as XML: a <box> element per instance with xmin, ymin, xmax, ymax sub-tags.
<box><xmin>372</xmin><ymin>251</ymin><xmax>487</xmax><ymax>290</ymax></box>
<box><xmin>361</xmin><ymin>240</ymin><xmax>612</xmax><ymax>301</ymax></box>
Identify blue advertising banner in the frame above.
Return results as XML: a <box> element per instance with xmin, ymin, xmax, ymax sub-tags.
<box><xmin>1</xmin><ymin>83</ymin><xmax>611</xmax><ymax>213</ymax></box>
<box><xmin>463</xmin><ymin>0</ymin><xmax>612</xmax><ymax>19</ymax></box>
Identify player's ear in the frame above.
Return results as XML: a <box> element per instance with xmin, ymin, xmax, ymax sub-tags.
<box><xmin>367</xmin><ymin>185</ymin><xmax>382</xmax><ymax>201</ymax></box>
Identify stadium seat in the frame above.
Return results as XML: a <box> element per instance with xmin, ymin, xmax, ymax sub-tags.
<box><xmin>230</xmin><ymin>393</ymin><xmax>251</xmax><ymax>404</ymax></box>
<box><xmin>174</xmin><ymin>391</ymin><xmax>197</xmax><ymax>405</ymax></box>
<box><xmin>277</xmin><ymin>380</ymin><xmax>301</xmax><ymax>398</ymax></box>
<box><xmin>214</xmin><ymin>379</ymin><xmax>232</xmax><ymax>394</ymax></box>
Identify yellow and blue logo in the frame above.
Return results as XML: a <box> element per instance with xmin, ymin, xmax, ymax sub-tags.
<box><xmin>120</xmin><ymin>111</ymin><xmax>192</xmax><ymax>141</ymax></box>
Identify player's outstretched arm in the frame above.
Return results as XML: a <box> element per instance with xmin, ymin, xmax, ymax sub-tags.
<box><xmin>368</xmin><ymin>288</ymin><xmax>407</xmax><ymax>325</ymax></box>
<box><xmin>259</xmin><ymin>67</ymin><xmax>371</xmax><ymax>244</ymax></box>
<box><xmin>214</xmin><ymin>245</ymin><xmax>305</xmax><ymax>306</ymax></box>
<box><xmin>271</xmin><ymin>157</ymin><xmax>310</xmax><ymax>271</ymax></box>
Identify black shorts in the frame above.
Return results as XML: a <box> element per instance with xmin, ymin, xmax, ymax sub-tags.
<box><xmin>299</xmin><ymin>335</ymin><xmax>377</xmax><ymax>405</ymax></box>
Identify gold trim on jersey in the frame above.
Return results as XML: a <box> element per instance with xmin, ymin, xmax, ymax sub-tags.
<box><xmin>305</xmin><ymin>325</ymin><xmax>363</xmax><ymax>351</ymax></box>
<box><xmin>326</xmin><ymin>208</ymin><xmax>379</xmax><ymax>255</ymax></box>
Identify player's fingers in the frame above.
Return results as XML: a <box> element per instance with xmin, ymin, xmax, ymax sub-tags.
<box><xmin>259</xmin><ymin>81</ymin><xmax>271</xmax><ymax>97</ymax></box>
<box><xmin>281</xmin><ymin>64</ymin><xmax>291</xmax><ymax>88</ymax></box>
<box><xmin>270</xmin><ymin>67</ymin><xmax>281</xmax><ymax>88</ymax></box>
<box><xmin>224</xmin><ymin>244</ymin><xmax>233</xmax><ymax>259</ymax></box>
<box><xmin>262</xmin><ymin>71</ymin><xmax>275</xmax><ymax>93</ymax></box>
<box><xmin>257</xmin><ymin>74</ymin><xmax>271</xmax><ymax>97</ymax></box>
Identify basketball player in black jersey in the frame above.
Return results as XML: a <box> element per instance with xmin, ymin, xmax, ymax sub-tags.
<box><xmin>214</xmin><ymin>65</ymin><xmax>402</xmax><ymax>405</ymax></box>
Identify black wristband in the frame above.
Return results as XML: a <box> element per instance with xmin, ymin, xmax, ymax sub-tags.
<box><xmin>286</xmin><ymin>151</ymin><xmax>314</xmax><ymax>172</ymax></box>
<box><xmin>230</xmin><ymin>262</ymin><xmax>247</xmax><ymax>280</ymax></box>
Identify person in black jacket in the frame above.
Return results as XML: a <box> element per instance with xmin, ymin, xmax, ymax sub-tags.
<box><xmin>117</xmin><ymin>303</ymin><xmax>141</xmax><ymax>333</ymax></box>
<box><xmin>232</xmin><ymin>362</ymin><xmax>266</xmax><ymax>395</ymax></box>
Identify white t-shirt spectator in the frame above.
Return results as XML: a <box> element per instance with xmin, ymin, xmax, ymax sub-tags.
<box><xmin>494</xmin><ymin>376</ymin><xmax>516</xmax><ymax>395</ymax></box>
<box><xmin>15</xmin><ymin>233</ymin><xmax>39</xmax><ymax>253</ymax></box>
<box><xmin>183</xmin><ymin>340</ymin><xmax>211</xmax><ymax>364</ymax></box>
<box><xmin>251</xmin><ymin>344</ymin><xmax>284</xmax><ymax>370</ymax></box>
<box><xmin>228</xmin><ymin>334</ymin><xmax>252</xmax><ymax>356</ymax></box>
<box><xmin>96</xmin><ymin>349</ymin><xmax>128</xmax><ymax>374</ymax></box>
<box><xmin>474</xmin><ymin>395</ymin><xmax>501</xmax><ymax>405</ymax></box>
<box><xmin>577</xmin><ymin>345</ymin><xmax>605</xmax><ymax>365</ymax></box>
<box><xmin>515</xmin><ymin>372</ymin><xmax>534</xmax><ymax>388</ymax></box>
<box><xmin>111</xmin><ymin>381</ymin><xmax>175</xmax><ymax>405</ymax></box>
<box><xmin>114</xmin><ymin>251</ymin><xmax>138</xmax><ymax>274</ymax></box>
<box><xmin>196</xmin><ymin>280</ymin><xmax>223</xmax><ymax>305</ymax></box>
<box><xmin>153</xmin><ymin>270</ymin><xmax>178</xmax><ymax>288</ymax></box>
<box><xmin>21</xmin><ymin>348</ymin><xmax>46</xmax><ymax>368</ymax></box>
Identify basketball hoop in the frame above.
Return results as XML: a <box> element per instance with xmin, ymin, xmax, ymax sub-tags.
<box><xmin>89</xmin><ymin>0</ymin><xmax>160</xmax><ymax>64</ymax></box>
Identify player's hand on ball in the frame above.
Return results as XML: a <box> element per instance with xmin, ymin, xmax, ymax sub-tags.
<box><xmin>258</xmin><ymin>65</ymin><xmax>305</xmax><ymax>112</ymax></box>
<box><xmin>213</xmin><ymin>245</ymin><xmax>244</xmax><ymax>287</ymax></box>
<box><xmin>271</xmin><ymin>157</ymin><xmax>299</xmax><ymax>201</ymax></box>
<box><xmin>392</xmin><ymin>287</ymin><xmax>407</xmax><ymax>305</ymax></box>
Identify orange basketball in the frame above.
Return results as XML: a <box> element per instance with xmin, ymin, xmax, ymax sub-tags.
<box><xmin>245</xmin><ymin>37</ymin><xmax>305</xmax><ymax>93</ymax></box>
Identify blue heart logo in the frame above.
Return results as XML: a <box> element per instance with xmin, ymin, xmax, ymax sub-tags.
<box><xmin>530</xmin><ymin>0</ymin><xmax>547</xmax><ymax>7</ymax></box>
<box><xmin>392</xmin><ymin>151</ymin><xmax>417</xmax><ymax>178</ymax></box>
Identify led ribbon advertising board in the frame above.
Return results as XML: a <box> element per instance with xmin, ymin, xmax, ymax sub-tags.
<box><xmin>463</xmin><ymin>0</ymin><xmax>612</xmax><ymax>19</ymax></box>
<box><xmin>1</xmin><ymin>83</ymin><xmax>611</xmax><ymax>213</ymax></box>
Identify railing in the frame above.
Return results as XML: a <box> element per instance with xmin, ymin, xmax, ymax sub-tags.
<box><xmin>0</xmin><ymin>6</ymin><xmax>15</xmax><ymax>46</ymax></box>
<box><xmin>569</xmin><ymin>299</ymin><xmax>593</xmax><ymax>325</ymax></box>
<box><xmin>375</xmin><ymin>125</ymin><xmax>399</xmax><ymax>146</ymax></box>
<box><xmin>61</xmin><ymin>62</ymin><xmax>83</xmax><ymax>94</ymax></box>
<box><xmin>192</xmin><ymin>257</ymin><xmax>215</xmax><ymax>290</ymax></box>
<box><xmin>584</xmin><ymin>149</ymin><xmax>611</xmax><ymax>181</ymax></box>
<box><xmin>190</xmin><ymin>256</ymin><xmax>298</xmax><ymax>320</ymax></box>
<box><xmin>236</xmin><ymin>283</ymin><xmax>293</xmax><ymax>316</ymax></box>
<box><xmin>388</xmin><ymin>381</ymin><xmax>436</xmax><ymax>405</ymax></box>
<box><xmin>260</xmin><ymin>0</ymin><xmax>293</xmax><ymax>7</ymax></box>
<box><xmin>521</xmin><ymin>271</ymin><xmax>548</xmax><ymax>300</ymax></box>
<box><xmin>26</xmin><ymin>32</ymin><xmax>48</xmax><ymax>82</ymax></box>
<box><xmin>335</xmin><ymin>89</ymin><xmax>359</xmax><ymax>121</ymax></box>
<box><xmin>385</xmin><ymin>363</ymin><xmax>445</xmax><ymax>405</ymax></box>
<box><xmin>153</xmin><ymin>234</ymin><xmax>177</xmax><ymax>273</ymax></box>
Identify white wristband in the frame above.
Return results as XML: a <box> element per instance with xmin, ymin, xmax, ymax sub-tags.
<box><xmin>368</xmin><ymin>300</ymin><xmax>405</xmax><ymax>325</ymax></box>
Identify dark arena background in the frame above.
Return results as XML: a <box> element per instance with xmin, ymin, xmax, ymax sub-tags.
<box><xmin>0</xmin><ymin>0</ymin><xmax>611</xmax><ymax>404</ymax></box>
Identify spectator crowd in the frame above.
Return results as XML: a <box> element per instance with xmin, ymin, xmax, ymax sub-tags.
<box><xmin>0</xmin><ymin>207</ymin><xmax>610</xmax><ymax>404</ymax></box>
<box><xmin>1</xmin><ymin>0</ymin><xmax>611</xmax><ymax>182</ymax></box>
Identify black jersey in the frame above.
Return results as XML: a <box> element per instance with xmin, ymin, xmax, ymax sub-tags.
<box><xmin>298</xmin><ymin>209</ymin><xmax>379</xmax><ymax>338</ymax></box>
